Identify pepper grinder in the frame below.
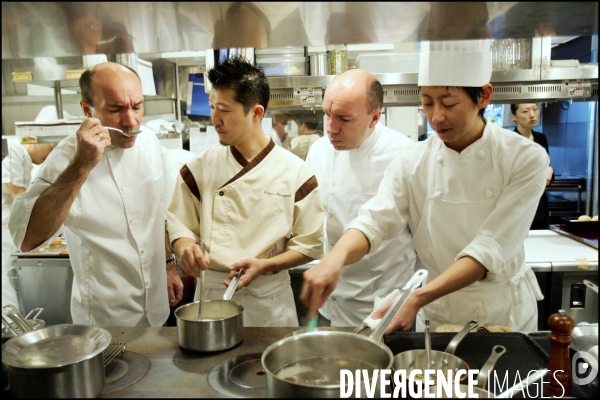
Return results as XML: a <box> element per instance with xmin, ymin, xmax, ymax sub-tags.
<box><xmin>546</xmin><ymin>310</ymin><xmax>575</xmax><ymax>397</ymax></box>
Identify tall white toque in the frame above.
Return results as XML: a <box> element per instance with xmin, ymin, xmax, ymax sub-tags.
<box><xmin>418</xmin><ymin>39</ymin><xmax>493</xmax><ymax>87</ymax></box>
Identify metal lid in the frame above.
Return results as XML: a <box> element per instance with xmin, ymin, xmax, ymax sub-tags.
<box><xmin>2</xmin><ymin>324</ymin><xmax>111</xmax><ymax>369</ymax></box>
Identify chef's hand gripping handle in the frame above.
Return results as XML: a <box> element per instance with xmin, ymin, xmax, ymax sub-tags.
<box><xmin>369</xmin><ymin>269</ymin><xmax>429</xmax><ymax>342</ymax></box>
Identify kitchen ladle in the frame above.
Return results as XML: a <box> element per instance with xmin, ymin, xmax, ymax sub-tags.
<box><xmin>223</xmin><ymin>269</ymin><xmax>243</xmax><ymax>300</ymax></box>
<box><xmin>105</xmin><ymin>126</ymin><xmax>142</xmax><ymax>137</ymax></box>
<box><xmin>197</xmin><ymin>240</ymin><xmax>206</xmax><ymax>321</ymax></box>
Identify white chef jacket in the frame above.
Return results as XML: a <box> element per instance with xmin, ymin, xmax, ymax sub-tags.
<box><xmin>9</xmin><ymin>131</ymin><xmax>171</xmax><ymax>327</ymax></box>
<box><xmin>290</xmin><ymin>133</ymin><xmax>321</xmax><ymax>161</ymax></box>
<box><xmin>167</xmin><ymin>139</ymin><xmax>323</xmax><ymax>326</ymax></box>
<box><xmin>306</xmin><ymin>123</ymin><xmax>417</xmax><ymax>326</ymax></box>
<box><xmin>348</xmin><ymin>122</ymin><xmax>549</xmax><ymax>332</ymax></box>
<box><xmin>2</xmin><ymin>139</ymin><xmax>33</xmax><ymax>310</ymax></box>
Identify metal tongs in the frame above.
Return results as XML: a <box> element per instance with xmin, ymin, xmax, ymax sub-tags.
<box><xmin>105</xmin><ymin>126</ymin><xmax>142</xmax><ymax>137</ymax></box>
<box><xmin>425</xmin><ymin>319</ymin><xmax>432</xmax><ymax>369</ymax></box>
<box><xmin>197</xmin><ymin>240</ymin><xmax>206</xmax><ymax>321</ymax></box>
<box><xmin>223</xmin><ymin>269</ymin><xmax>243</xmax><ymax>301</ymax></box>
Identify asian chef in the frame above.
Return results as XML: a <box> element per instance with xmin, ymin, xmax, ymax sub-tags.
<box><xmin>300</xmin><ymin>39</ymin><xmax>548</xmax><ymax>332</ymax></box>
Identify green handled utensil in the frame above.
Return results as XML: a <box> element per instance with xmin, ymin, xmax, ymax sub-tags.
<box><xmin>306</xmin><ymin>315</ymin><xmax>318</xmax><ymax>333</ymax></box>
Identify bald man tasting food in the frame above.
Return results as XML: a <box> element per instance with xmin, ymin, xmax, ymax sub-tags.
<box><xmin>9</xmin><ymin>62</ymin><xmax>182</xmax><ymax>327</ymax></box>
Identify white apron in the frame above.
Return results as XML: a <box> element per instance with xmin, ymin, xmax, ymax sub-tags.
<box><xmin>195</xmin><ymin>269</ymin><xmax>299</xmax><ymax>327</ymax></box>
<box><xmin>413</xmin><ymin>143</ymin><xmax>542</xmax><ymax>332</ymax></box>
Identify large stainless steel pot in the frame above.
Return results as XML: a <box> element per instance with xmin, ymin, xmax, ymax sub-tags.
<box><xmin>175</xmin><ymin>299</ymin><xmax>243</xmax><ymax>352</ymax></box>
<box><xmin>2</xmin><ymin>324</ymin><xmax>110</xmax><ymax>398</ymax></box>
<box><xmin>262</xmin><ymin>270</ymin><xmax>428</xmax><ymax>398</ymax></box>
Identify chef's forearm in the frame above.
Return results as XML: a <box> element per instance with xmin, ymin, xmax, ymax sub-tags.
<box><xmin>171</xmin><ymin>237</ymin><xmax>197</xmax><ymax>257</ymax></box>
<box><xmin>410</xmin><ymin>256</ymin><xmax>488</xmax><ymax>309</ymax></box>
<box><xmin>260</xmin><ymin>250</ymin><xmax>313</xmax><ymax>274</ymax></box>
<box><xmin>21</xmin><ymin>161</ymin><xmax>91</xmax><ymax>252</ymax></box>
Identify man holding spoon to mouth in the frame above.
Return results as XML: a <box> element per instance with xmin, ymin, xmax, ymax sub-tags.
<box><xmin>9</xmin><ymin>62</ymin><xmax>182</xmax><ymax>327</ymax></box>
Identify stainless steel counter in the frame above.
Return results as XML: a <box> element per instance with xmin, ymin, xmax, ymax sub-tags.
<box><xmin>100</xmin><ymin>326</ymin><xmax>296</xmax><ymax>398</ymax></box>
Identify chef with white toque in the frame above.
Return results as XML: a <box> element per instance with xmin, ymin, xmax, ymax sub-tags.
<box><xmin>300</xmin><ymin>39</ymin><xmax>548</xmax><ymax>333</ymax></box>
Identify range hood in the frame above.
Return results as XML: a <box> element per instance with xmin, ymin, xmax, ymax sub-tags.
<box><xmin>2</xmin><ymin>2</ymin><xmax>598</xmax><ymax>59</ymax></box>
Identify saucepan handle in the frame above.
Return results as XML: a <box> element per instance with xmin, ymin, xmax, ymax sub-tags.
<box><xmin>369</xmin><ymin>269</ymin><xmax>429</xmax><ymax>342</ymax></box>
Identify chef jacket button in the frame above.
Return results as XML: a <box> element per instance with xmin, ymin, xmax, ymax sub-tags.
<box><xmin>478</xmin><ymin>151</ymin><xmax>486</xmax><ymax>160</ymax></box>
<box><xmin>121</xmin><ymin>187</ymin><xmax>125</xmax><ymax>191</ymax></box>
<box><xmin>368</xmin><ymin>155</ymin><xmax>372</xmax><ymax>159</ymax></box>
<box><xmin>437</xmin><ymin>157</ymin><xmax>443</xmax><ymax>165</ymax></box>
<box><xmin>219</xmin><ymin>191</ymin><xmax>224</xmax><ymax>196</ymax></box>
<box><xmin>328</xmin><ymin>213</ymin><xmax>333</xmax><ymax>218</ymax></box>
<box><xmin>129</xmin><ymin>220</ymin><xmax>133</xmax><ymax>224</ymax></box>
<box><xmin>108</xmin><ymin>155</ymin><xmax>112</xmax><ymax>159</ymax></box>
<box><xmin>145</xmin><ymin>281</ymin><xmax>149</xmax><ymax>287</ymax></box>
<box><xmin>485</xmin><ymin>190</ymin><xmax>493</xmax><ymax>198</ymax></box>
<box><xmin>140</xmin><ymin>250</ymin><xmax>145</xmax><ymax>255</ymax></box>
<box><xmin>329</xmin><ymin>242</ymin><xmax>334</xmax><ymax>247</ymax></box>
<box><xmin>334</xmin><ymin>152</ymin><xmax>339</xmax><ymax>157</ymax></box>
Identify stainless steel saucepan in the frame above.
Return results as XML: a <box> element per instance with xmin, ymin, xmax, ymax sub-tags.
<box><xmin>261</xmin><ymin>269</ymin><xmax>429</xmax><ymax>398</ymax></box>
<box><xmin>2</xmin><ymin>324</ymin><xmax>111</xmax><ymax>398</ymax></box>
<box><xmin>175</xmin><ymin>299</ymin><xmax>244</xmax><ymax>352</ymax></box>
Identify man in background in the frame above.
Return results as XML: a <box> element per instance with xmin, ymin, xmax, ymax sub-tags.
<box><xmin>305</xmin><ymin>68</ymin><xmax>417</xmax><ymax>327</ymax></box>
<box><xmin>290</xmin><ymin>115</ymin><xmax>322</xmax><ymax>161</ymax></box>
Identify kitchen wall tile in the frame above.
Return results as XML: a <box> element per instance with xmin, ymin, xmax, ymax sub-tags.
<box><xmin>544</xmin><ymin>124</ymin><xmax>567</xmax><ymax>176</ymax></box>
<box><xmin>566</xmin><ymin>102</ymin><xmax>591</xmax><ymax>123</ymax></box>
<box><xmin>543</xmin><ymin>102</ymin><xmax>568</xmax><ymax>124</ymax></box>
<box><xmin>564</xmin><ymin>122</ymin><xmax>590</xmax><ymax>177</ymax></box>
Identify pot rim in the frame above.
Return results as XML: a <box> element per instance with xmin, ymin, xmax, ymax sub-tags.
<box><xmin>261</xmin><ymin>330</ymin><xmax>393</xmax><ymax>389</ymax></box>
<box><xmin>2</xmin><ymin>324</ymin><xmax>111</xmax><ymax>369</ymax></box>
<box><xmin>174</xmin><ymin>299</ymin><xmax>244</xmax><ymax>322</ymax></box>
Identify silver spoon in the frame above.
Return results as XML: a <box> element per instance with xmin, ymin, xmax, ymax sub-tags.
<box><xmin>105</xmin><ymin>126</ymin><xmax>143</xmax><ymax>137</ymax></box>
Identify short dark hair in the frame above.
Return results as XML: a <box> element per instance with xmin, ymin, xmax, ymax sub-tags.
<box><xmin>418</xmin><ymin>86</ymin><xmax>486</xmax><ymax>117</ymax></box>
<box><xmin>79</xmin><ymin>64</ymin><xmax>140</xmax><ymax>106</ymax></box>
<box><xmin>461</xmin><ymin>87</ymin><xmax>485</xmax><ymax>117</ymax></box>
<box><xmin>367</xmin><ymin>78</ymin><xmax>383</xmax><ymax>113</ymax></box>
<box><xmin>510</xmin><ymin>104</ymin><xmax>519</xmax><ymax>115</ymax></box>
<box><xmin>207</xmin><ymin>56</ymin><xmax>270</xmax><ymax>115</ymax></box>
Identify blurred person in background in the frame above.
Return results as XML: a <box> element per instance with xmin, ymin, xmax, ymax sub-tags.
<box><xmin>2</xmin><ymin>139</ymin><xmax>55</xmax><ymax>310</ymax></box>
<box><xmin>269</xmin><ymin>113</ymin><xmax>291</xmax><ymax>150</ymax></box>
<box><xmin>290</xmin><ymin>115</ymin><xmax>322</xmax><ymax>161</ymax></box>
<box><xmin>511</xmin><ymin>103</ymin><xmax>554</xmax><ymax>229</ymax></box>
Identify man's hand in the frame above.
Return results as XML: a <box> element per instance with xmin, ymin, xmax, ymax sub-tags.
<box><xmin>299</xmin><ymin>255</ymin><xmax>344</xmax><ymax>320</ymax></box>
<box><xmin>175</xmin><ymin>239</ymin><xmax>210</xmax><ymax>278</ymax></box>
<box><xmin>227</xmin><ymin>257</ymin><xmax>267</xmax><ymax>290</ymax></box>
<box><xmin>73</xmin><ymin>118</ymin><xmax>111</xmax><ymax>171</ymax></box>
<box><xmin>370</xmin><ymin>292</ymin><xmax>420</xmax><ymax>334</ymax></box>
<box><xmin>166</xmin><ymin>264</ymin><xmax>184</xmax><ymax>307</ymax></box>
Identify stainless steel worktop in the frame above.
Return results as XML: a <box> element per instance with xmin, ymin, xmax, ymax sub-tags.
<box><xmin>100</xmin><ymin>326</ymin><xmax>296</xmax><ymax>398</ymax></box>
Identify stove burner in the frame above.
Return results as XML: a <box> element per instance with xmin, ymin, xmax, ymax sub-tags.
<box><xmin>101</xmin><ymin>351</ymin><xmax>150</xmax><ymax>395</ymax></box>
<box><xmin>208</xmin><ymin>353</ymin><xmax>266</xmax><ymax>398</ymax></box>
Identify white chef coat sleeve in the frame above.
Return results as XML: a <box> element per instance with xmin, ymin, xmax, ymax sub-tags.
<box><xmin>346</xmin><ymin>154</ymin><xmax>410</xmax><ymax>254</ymax></box>
<box><xmin>286</xmin><ymin>167</ymin><xmax>324</xmax><ymax>260</ymax></box>
<box><xmin>2</xmin><ymin>141</ymin><xmax>28</xmax><ymax>188</ymax></box>
<box><xmin>166</xmin><ymin>159</ymin><xmax>201</xmax><ymax>245</ymax></box>
<box><xmin>8</xmin><ymin>138</ymin><xmax>76</xmax><ymax>251</ymax></box>
<box><xmin>457</xmin><ymin>143</ymin><xmax>549</xmax><ymax>279</ymax></box>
